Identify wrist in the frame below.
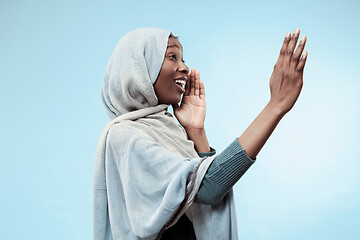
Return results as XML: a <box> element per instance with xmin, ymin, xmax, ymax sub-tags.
<box><xmin>184</xmin><ymin>126</ymin><xmax>206</xmax><ymax>136</ymax></box>
<box><xmin>267</xmin><ymin>100</ymin><xmax>287</xmax><ymax>118</ymax></box>
<box><xmin>185</xmin><ymin>127</ymin><xmax>211</xmax><ymax>152</ymax></box>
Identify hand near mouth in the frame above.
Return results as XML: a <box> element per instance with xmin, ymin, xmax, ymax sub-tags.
<box><xmin>172</xmin><ymin>68</ymin><xmax>207</xmax><ymax>131</ymax></box>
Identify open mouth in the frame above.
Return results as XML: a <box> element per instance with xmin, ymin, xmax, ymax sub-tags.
<box><xmin>174</xmin><ymin>79</ymin><xmax>186</xmax><ymax>89</ymax></box>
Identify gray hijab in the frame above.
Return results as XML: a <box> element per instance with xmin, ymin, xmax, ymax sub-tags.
<box><xmin>93</xmin><ymin>27</ymin><xmax>238</xmax><ymax>240</ymax></box>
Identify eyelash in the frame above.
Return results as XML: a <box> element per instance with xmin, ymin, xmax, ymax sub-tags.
<box><xmin>169</xmin><ymin>54</ymin><xmax>185</xmax><ymax>63</ymax></box>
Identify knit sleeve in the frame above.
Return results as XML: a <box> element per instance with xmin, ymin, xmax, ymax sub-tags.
<box><xmin>197</xmin><ymin>147</ymin><xmax>216</xmax><ymax>157</ymax></box>
<box><xmin>195</xmin><ymin>138</ymin><xmax>255</xmax><ymax>205</ymax></box>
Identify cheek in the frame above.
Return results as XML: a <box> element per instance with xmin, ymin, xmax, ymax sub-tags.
<box><xmin>160</xmin><ymin>61</ymin><xmax>176</xmax><ymax>77</ymax></box>
<box><xmin>159</xmin><ymin>71</ymin><xmax>175</xmax><ymax>89</ymax></box>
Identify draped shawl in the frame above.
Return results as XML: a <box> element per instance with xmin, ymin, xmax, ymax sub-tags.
<box><xmin>93</xmin><ymin>27</ymin><xmax>238</xmax><ymax>240</ymax></box>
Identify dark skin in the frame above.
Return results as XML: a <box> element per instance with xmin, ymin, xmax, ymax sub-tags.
<box><xmin>154</xmin><ymin>37</ymin><xmax>210</xmax><ymax>152</ymax></box>
<box><xmin>154</xmin><ymin>29</ymin><xmax>308</xmax><ymax>158</ymax></box>
<box><xmin>154</xmin><ymin>37</ymin><xmax>189</xmax><ymax>105</ymax></box>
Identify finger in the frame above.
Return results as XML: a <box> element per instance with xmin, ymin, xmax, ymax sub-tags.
<box><xmin>290</xmin><ymin>34</ymin><xmax>307</xmax><ymax>71</ymax></box>
<box><xmin>199</xmin><ymin>80</ymin><xmax>205</xmax><ymax>100</ymax></box>
<box><xmin>284</xmin><ymin>28</ymin><xmax>300</xmax><ymax>67</ymax></box>
<box><xmin>296</xmin><ymin>50</ymin><xmax>308</xmax><ymax>72</ymax></box>
<box><xmin>195</xmin><ymin>70</ymin><xmax>200</xmax><ymax>96</ymax></box>
<box><xmin>184</xmin><ymin>72</ymin><xmax>190</xmax><ymax>95</ymax></box>
<box><xmin>276</xmin><ymin>32</ymin><xmax>291</xmax><ymax>67</ymax></box>
<box><xmin>190</xmin><ymin>68</ymin><xmax>196</xmax><ymax>96</ymax></box>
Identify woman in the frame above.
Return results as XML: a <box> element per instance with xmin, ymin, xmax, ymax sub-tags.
<box><xmin>93</xmin><ymin>27</ymin><xmax>307</xmax><ymax>240</ymax></box>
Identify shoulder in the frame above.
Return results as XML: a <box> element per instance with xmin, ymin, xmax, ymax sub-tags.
<box><xmin>107</xmin><ymin>121</ymin><xmax>156</xmax><ymax>150</ymax></box>
<box><xmin>106</xmin><ymin>121</ymin><xmax>181</xmax><ymax>163</ymax></box>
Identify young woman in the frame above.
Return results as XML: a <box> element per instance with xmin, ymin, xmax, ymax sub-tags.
<box><xmin>93</xmin><ymin>27</ymin><xmax>307</xmax><ymax>240</ymax></box>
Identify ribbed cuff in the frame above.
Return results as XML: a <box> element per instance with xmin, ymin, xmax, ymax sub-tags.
<box><xmin>195</xmin><ymin>138</ymin><xmax>256</xmax><ymax>205</ymax></box>
<box><xmin>197</xmin><ymin>147</ymin><xmax>216</xmax><ymax>157</ymax></box>
<box><xmin>208</xmin><ymin>138</ymin><xmax>255</xmax><ymax>191</ymax></box>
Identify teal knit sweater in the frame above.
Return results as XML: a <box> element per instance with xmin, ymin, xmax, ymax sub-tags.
<box><xmin>161</xmin><ymin>139</ymin><xmax>256</xmax><ymax>239</ymax></box>
<box><xmin>195</xmin><ymin>138</ymin><xmax>256</xmax><ymax>205</ymax></box>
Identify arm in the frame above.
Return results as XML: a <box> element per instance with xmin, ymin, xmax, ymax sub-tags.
<box><xmin>185</xmin><ymin>128</ymin><xmax>210</xmax><ymax>153</ymax></box>
<box><xmin>238</xmin><ymin>28</ymin><xmax>308</xmax><ymax>159</ymax></box>
<box><xmin>174</xmin><ymin>28</ymin><xmax>308</xmax><ymax>158</ymax></box>
<box><xmin>177</xmin><ymin>29</ymin><xmax>308</xmax><ymax>206</ymax></box>
<box><xmin>195</xmin><ymin>139</ymin><xmax>255</xmax><ymax>205</ymax></box>
<box><xmin>238</xmin><ymin>102</ymin><xmax>283</xmax><ymax>160</ymax></box>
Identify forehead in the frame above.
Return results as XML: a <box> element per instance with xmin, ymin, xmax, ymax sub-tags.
<box><xmin>167</xmin><ymin>37</ymin><xmax>183</xmax><ymax>51</ymax></box>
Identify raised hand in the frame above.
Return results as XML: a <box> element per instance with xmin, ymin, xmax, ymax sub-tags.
<box><xmin>237</xmin><ymin>28</ymin><xmax>309</xmax><ymax>159</ymax></box>
<box><xmin>172</xmin><ymin>68</ymin><xmax>206</xmax><ymax>130</ymax></box>
<box><xmin>269</xmin><ymin>28</ymin><xmax>308</xmax><ymax>114</ymax></box>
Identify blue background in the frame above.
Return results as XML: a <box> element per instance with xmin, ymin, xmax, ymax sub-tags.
<box><xmin>1</xmin><ymin>0</ymin><xmax>359</xmax><ymax>239</ymax></box>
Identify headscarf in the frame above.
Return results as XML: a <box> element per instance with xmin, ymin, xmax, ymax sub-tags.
<box><xmin>101</xmin><ymin>27</ymin><xmax>172</xmax><ymax>118</ymax></box>
<box><xmin>93</xmin><ymin>27</ymin><xmax>238</xmax><ymax>240</ymax></box>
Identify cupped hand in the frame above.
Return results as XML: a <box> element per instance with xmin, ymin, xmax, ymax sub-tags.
<box><xmin>172</xmin><ymin>68</ymin><xmax>206</xmax><ymax>130</ymax></box>
<box><xmin>269</xmin><ymin>28</ymin><xmax>308</xmax><ymax>114</ymax></box>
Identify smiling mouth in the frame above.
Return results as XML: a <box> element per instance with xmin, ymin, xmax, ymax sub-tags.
<box><xmin>174</xmin><ymin>79</ymin><xmax>186</xmax><ymax>89</ymax></box>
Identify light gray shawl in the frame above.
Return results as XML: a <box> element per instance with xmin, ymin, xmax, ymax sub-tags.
<box><xmin>93</xmin><ymin>27</ymin><xmax>238</xmax><ymax>240</ymax></box>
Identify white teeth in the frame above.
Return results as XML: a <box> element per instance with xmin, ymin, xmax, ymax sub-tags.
<box><xmin>175</xmin><ymin>79</ymin><xmax>186</xmax><ymax>88</ymax></box>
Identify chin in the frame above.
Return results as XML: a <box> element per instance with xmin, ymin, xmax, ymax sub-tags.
<box><xmin>159</xmin><ymin>93</ymin><xmax>182</xmax><ymax>105</ymax></box>
<box><xmin>167</xmin><ymin>95</ymin><xmax>182</xmax><ymax>105</ymax></box>
<box><xmin>174</xmin><ymin>95</ymin><xmax>182</xmax><ymax>104</ymax></box>
<box><xmin>169</xmin><ymin>99</ymin><xmax>180</xmax><ymax>105</ymax></box>
<box><xmin>159</xmin><ymin>98</ymin><xmax>180</xmax><ymax>105</ymax></box>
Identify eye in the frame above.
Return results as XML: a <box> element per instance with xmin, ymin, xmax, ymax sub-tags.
<box><xmin>169</xmin><ymin>54</ymin><xmax>177</xmax><ymax>61</ymax></box>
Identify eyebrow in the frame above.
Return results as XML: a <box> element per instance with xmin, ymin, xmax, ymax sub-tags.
<box><xmin>166</xmin><ymin>44</ymin><xmax>185</xmax><ymax>62</ymax></box>
<box><xmin>167</xmin><ymin>44</ymin><xmax>180</xmax><ymax>49</ymax></box>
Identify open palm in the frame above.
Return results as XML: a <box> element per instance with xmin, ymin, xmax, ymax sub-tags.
<box><xmin>172</xmin><ymin>69</ymin><xmax>206</xmax><ymax>130</ymax></box>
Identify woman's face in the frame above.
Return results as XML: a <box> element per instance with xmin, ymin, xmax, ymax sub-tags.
<box><xmin>154</xmin><ymin>37</ymin><xmax>189</xmax><ymax>105</ymax></box>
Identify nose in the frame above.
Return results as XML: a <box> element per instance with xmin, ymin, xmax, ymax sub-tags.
<box><xmin>178</xmin><ymin>61</ymin><xmax>189</xmax><ymax>75</ymax></box>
